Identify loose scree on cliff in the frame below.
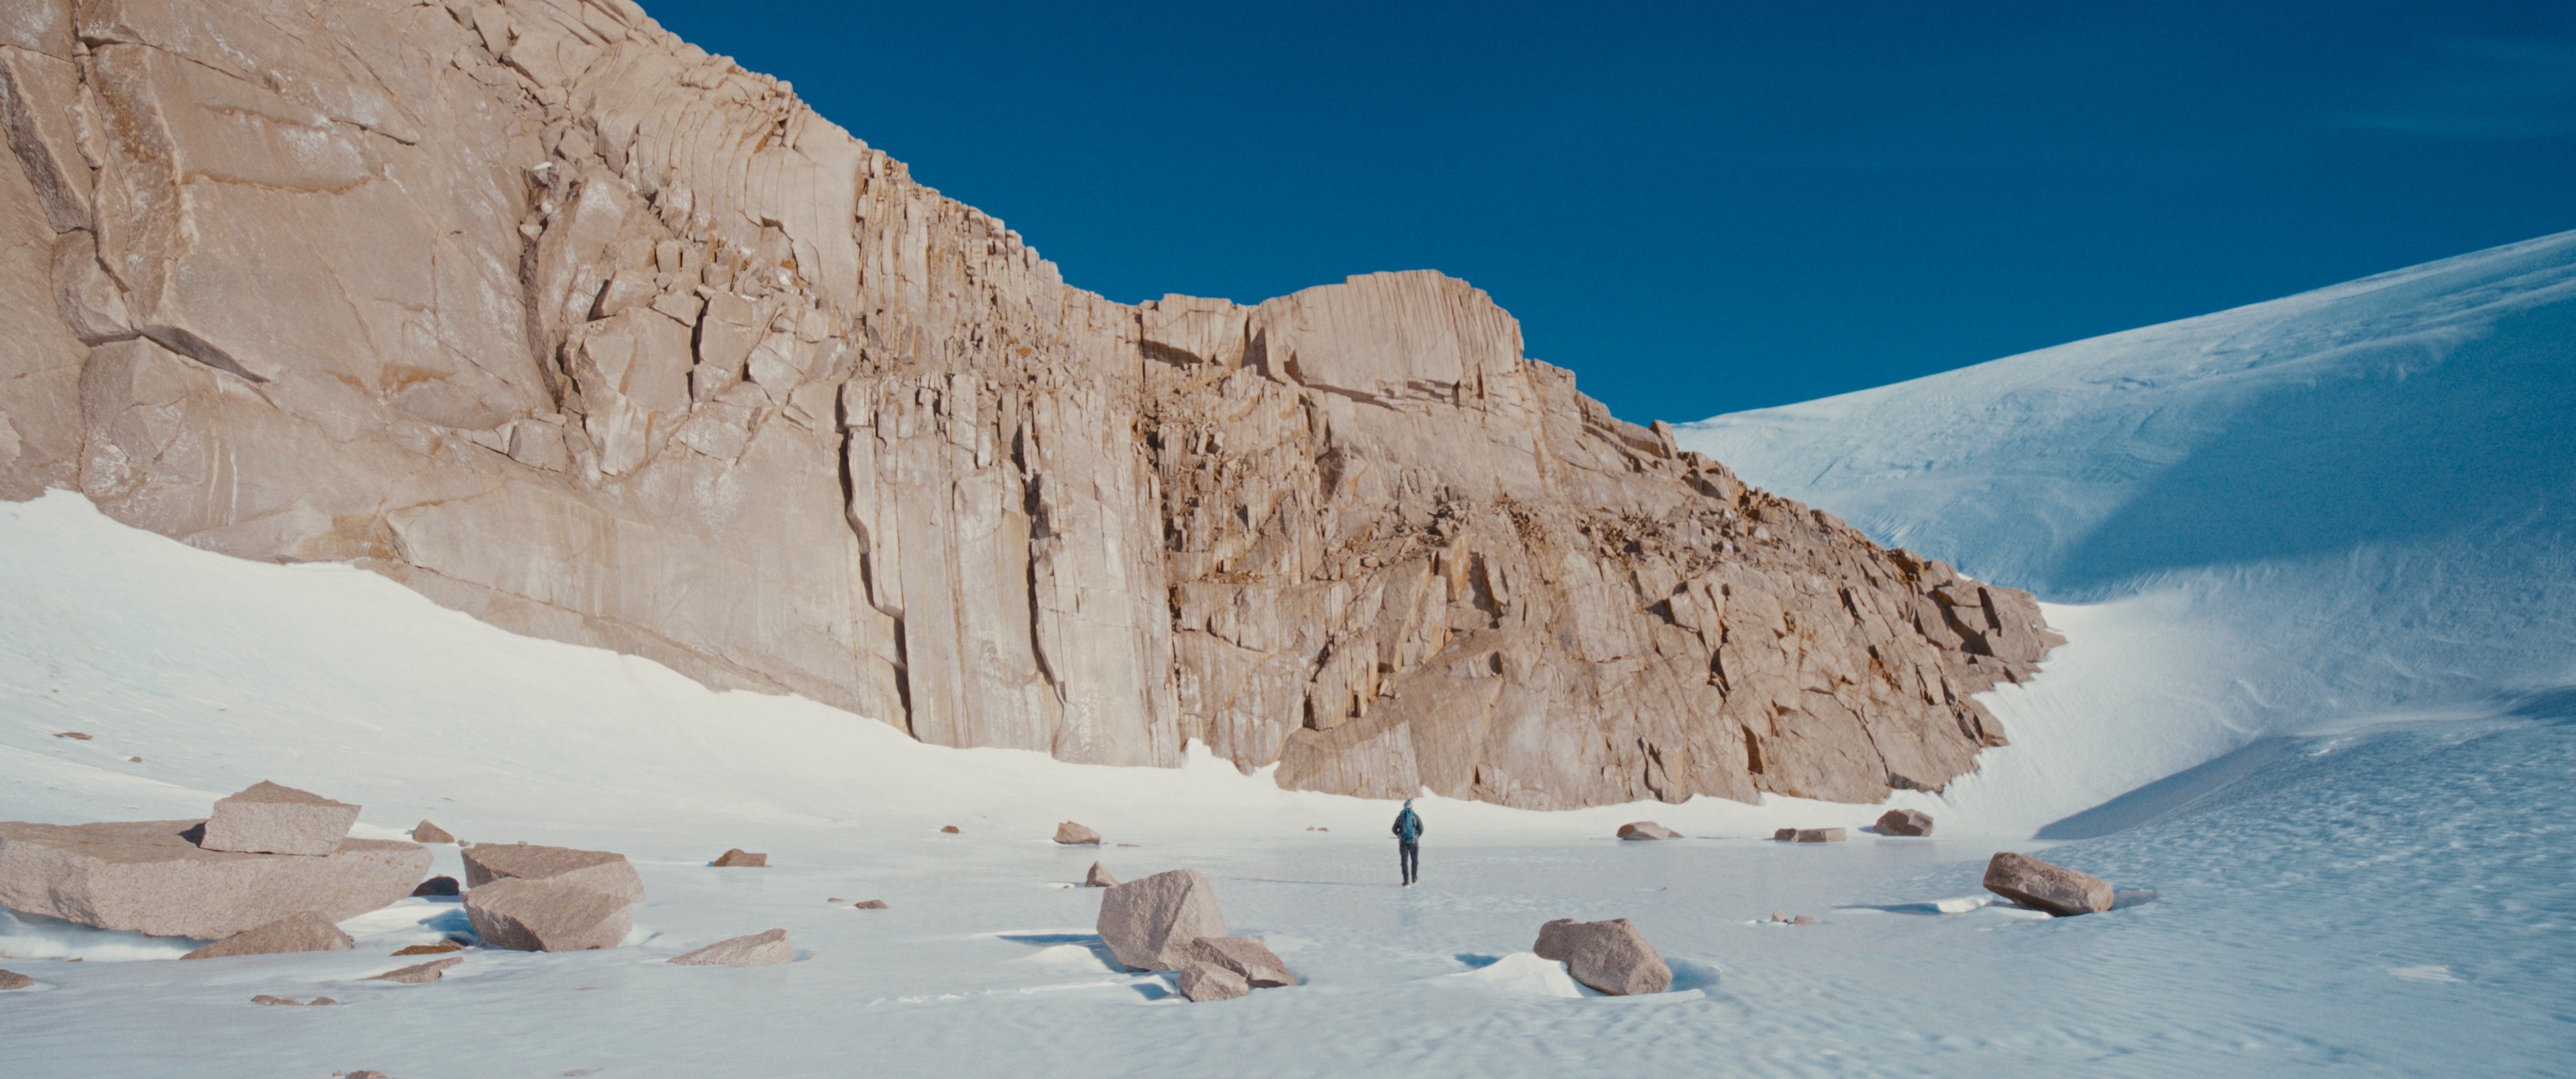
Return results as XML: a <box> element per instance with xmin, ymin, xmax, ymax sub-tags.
<box><xmin>0</xmin><ymin>0</ymin><xmax>2054</xmax><ymax>807</ymax></box>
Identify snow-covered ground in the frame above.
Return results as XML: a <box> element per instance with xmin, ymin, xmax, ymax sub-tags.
<box><xmin>6</xmin><ymin>232</ymin><xmax>2575</xmax><ymax>1075</ymax></box>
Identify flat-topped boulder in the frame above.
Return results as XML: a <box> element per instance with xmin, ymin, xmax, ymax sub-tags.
<box><xmin>1533</xmin><ymin>917</ymin><xmax>1672</xmax><ymax>996</ymax></box>
<box><xmin>1875</xmin><ymin>809</ymin><xmax>1933</xmax><ymax>836</ymax></box>
<box><xmin>670</xmin><ymin>929</ymin><xmax>792</xmax><ymax>967</ymax></box>
<box><xmin>1984</xmin><ymin>852</ymin><xmax>2113</xmax><ymax>917</ymax></box>
<box><xmin>199</xmin><ymin>782</ymin><xmax>360</xmax><ymax>856</ymax></box>
<box><xmin>464</xmin><ymin>876</ymin><xmax>633</xmax><ymax>952</ymax></box>
<box><xmin>1617</xmin><ymin>821</ymin><xmax>1680</xmax><ymax>840</ymax></box>
<box><xmin>0</xmin><ymin>820</ymin><xmax>429</xmax><ymax>939</ymax></box>
<box><xmin>461</xmin><ymin>843</ymin><xmax>645</xmax><ymax>903</ymax></box>
<box><xmin>181</xmin><ymin>911</ymin><xmax>353</xmax><ymax>960</ymax></box>
<box><xmin>1096</xmin><ymin>868</ymin><xmax>1228</xmax><ymax>971</ymax></box>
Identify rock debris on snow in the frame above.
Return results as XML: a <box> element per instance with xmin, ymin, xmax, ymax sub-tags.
<box><xmin>0</xmin><ymin>819</ymin><xmax>430</xmax><ymax>938</ymax></box>
<box><xmin>180</xmin><ymin>911</ymin><xmax>353</xmax><ymax>960</ymax></box>
<box><xmin>853</xmin><ymin>900</ymin><xmax>888</xmax><ymax>909</ymax></box>
<box><xmin>52</xmin><ymin>731</ymin><xmax>89</xmax><ymax>740</ymax></box>
<box><xmin>669</xmin><ymin>929</ymin><xmax>793</xmax><ymax>967</ymax></box>
<box><xmin>368</xmin><ymin>956</ymin><xmax>463</xmax><ymax>984</ymax></box>
<box><xmin>391</xmin><ymin>941</ymin><xmax>464</xmax><ymax>957</ymax></box>
<box><xmin>410</xmin><ymin>821</ymin><xmax>455</xmax><ymax>844</ymax></box>
<box><xmin>939</xmin><ymin>826</ymin><xmax>960</xmax><ymax>834</ymax></box>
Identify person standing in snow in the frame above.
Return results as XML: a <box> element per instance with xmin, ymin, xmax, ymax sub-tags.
<box><xmin>1392</xmin><ymin>799</ymin><xmax>1424</xmax><ymax>886</ymax></box>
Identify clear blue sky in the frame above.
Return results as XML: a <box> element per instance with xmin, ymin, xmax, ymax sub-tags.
<box><xmin>647</xmin><ymin>1</ymin><xmax>2576</xmax><ymax>423</ymax></box>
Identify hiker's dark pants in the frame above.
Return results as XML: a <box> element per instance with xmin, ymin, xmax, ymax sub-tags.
<box><xmin>1399</xmin><ymin>840</ymin><xmax>1419</xmax><ymax>883</ymax></box>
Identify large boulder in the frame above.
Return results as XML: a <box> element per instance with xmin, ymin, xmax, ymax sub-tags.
<box><xmin>0</xmin><ymin>820</ymin><xmax>430</xmax><ymax>938</ymax></box>
<box><xmin>181</xmin><ymin>911</ymin><xmax>353</xmax><ymax>960</ymax></box>
<box><xmin>1875</xmin><ymin>809</ymin><xmax>1933</xmax><ymax>836</ymax></box>
<box><xmin>1617</xmin><ymin>821</ymin><xmax>1680</xmax><ymax>841</ymax></box>
<box><xmin>1532</xmin><ymin>917</ymin><xmax>1672</xmax><ymax>996</ymax></box>
<box><xmin>670</xmin><ymin>929</ymin><xmax>793</xmax><ymax>967</ymax></box>
<box><xmin>464</xmin><ymin>877</ymin><xmax>634</xmax><ymax>952</ymax></box>
<box><xmin>1983</xmin><ymin>852</ymin><xmax>2113</xmax><ymax>917</ymax></box>
<box><xmin>1187</xmin><ymin>935</ymin><xmax>1293</xmax><ymax>988</ymax></box>
<box><xmin>1055</xmin><ymin>821</ymin><xmax>1102</xmax><ymax>845</ymax></box>
<box><xmin>1095</xmin><ymin>868</ymin><xmax>1228</xmax><ymax>971</ymax></box>
<box><xmin>198</xmin><ymin>782</ymin><xmax>360</xmax><ymax>856</ymax></box>
<box><xmin>1175</xmin><ymin>961</ymin><xmax>1248</xmax><ymax>1002</ymax></box>
<box><xmin>461</xmin><ymin>843</ymin><xmax>645</xmax><ymax>903</ymax></box>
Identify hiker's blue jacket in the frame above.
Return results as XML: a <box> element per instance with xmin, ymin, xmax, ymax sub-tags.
<box><xmin>1392</xmin><ymin>808</ymin><xmax>1424</xmax><ymax>841</ymax></box>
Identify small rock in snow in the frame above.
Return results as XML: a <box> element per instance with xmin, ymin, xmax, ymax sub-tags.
<box><xmin>127</xmin><ymin>756</ymin><xmax>142</xmax><ymax>763</ymax></box>
<box><xmin>253</xmin><ymin>994</ymin><xmax>335</xmax><ymax>1006</ymax></box>
<box><xmin>1175</xmin><ymin>960</ymin><xmax>1248</xmax><ymax>1002</ymax></box>
<box><xmin>1054</xmin><ymin>821</ymin><xmax>1102</xmax><ymax>845</ymax></box>
<box><xmin>1793</xmin><ymin>828</ymin><xmax>1846</xmax><ymax>843</ymax></box>
<box><xmin>0</xmin><ymin>969</ymin><xmax>32</xmax><ymax>990</ymax></box>
<box><xmin>1773</xmin><ymin>828</ymin><xmax>1797</xmax><ymax>841</ymax></box>
<box><xmin>1084</xmin><ymin>862</ymin><xmax>1120</xmax><ymax>888</ymax></box>
<box><xmin>1617</xmin><ymin>821</ymin><xmax>1680</xmax><ymax>841</ymax></box>
<box><xmin>939</xmin><ymin>825</ymin><xmax>959</xmax><ymax>833</ymax></box>
<box><xmin>1533</xmin><ymin>917</ymin><xmax>1672</xmax><ymax>996</ymax></box>
<box><xmin>52</xmin><ymin>731</ymin><xmax>89</xmax><ymax>740</ymax></box>
<box><xmin>669</xmin><ymin>928</ymin><xmax>792</xmax><ymax>967</ymax></box>
<box><xmin>182</xmin><ymin>911</ymin><xmax>354</xmax><ymax>960</ymax></box>
<box><xmin>1983</xmin><ymin>852</ymin><xmax>2114</xmax><ymax>917</ymax></box>
<box><xmin>853</xmin><ymin>899</ymin><xmax>888</xmax><ymax>909</ymax></box>
<box><xmin>1770</xmin><ymin>910</ymin><xmax>1787</xmax><ymax>923</ymax></box>
<box><xmin>1875</xmin><ymin>809</ymin><xmax>1934</xmax><ymax>837</ymax></box>
<box><xmin>390</xmin><ymin>941</ymin><xmax>463</xmax><ymax>957</ymax></box>
<box><xmin>368</xmin><ymin>956</ymin><xmax>462</xmax><ymax>984</ymax></box>
<box><xmin>710</xmin><ymin>848</ymin><xmax>767</xmax><ymax>867</ymax></box>
<box><xmin>411</xmin><ymin>821</ymin><xmax>454</xmax><ymax>844</ymax></box>
<box><xmin>1792</xmin><ymin>915</ymin><xmax>1819</xmax><ymax>925</ymax></box>
<box><xmin>411</xmin><ymin>876</ymin><xmax>460</xmax><ymax>897</ymax></box>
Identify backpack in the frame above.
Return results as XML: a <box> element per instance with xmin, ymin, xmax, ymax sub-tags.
<box><xmin>1394</xmin><ymin>809</ymin><xmax>1421</xmax><ymax>841</ymax></box>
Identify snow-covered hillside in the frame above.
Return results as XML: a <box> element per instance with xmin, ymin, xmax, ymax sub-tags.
<box><xmin>1680</xmin><ymin>230</ymin><xmax>2576</xmax><ymax>834</ymax></box>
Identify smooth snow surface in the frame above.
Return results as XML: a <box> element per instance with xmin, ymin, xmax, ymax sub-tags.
<box><xmin>5</xmin><ymin>477</ymin><xmax>2573</xmax><ymax>1074</ymax></box>
<box><xmin>1680</xmin><ymin>229</ymin><xmax>2576</xmax><ymax>833</ymax></box>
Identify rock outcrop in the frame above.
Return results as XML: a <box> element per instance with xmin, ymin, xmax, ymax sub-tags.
<box><xmin>670</xmin><ymin>928</ymin><xmax>792</xmax><ymax>967</ymax></box>
<box><xmin>180</xmin><ymin>910</ymin><xmax>353</xmax><ymax>960</ymax></box>
<box><xmin>0</xmin><ymin>819</ymin><xmax>429</xmax><ymax>938</ymax></box>
<box><xmin>199</xmin><ymin>782</ymin><xmax>362</xmax><ymax>856</ymax></box>
<box><xmin>1532</xmin><ymin>917</ymin><xmax>1671</xmax><ymax>996</ymax></box>
<box><xmin>1095</xmin><ymin>868</ymin><xmax>1226</xmax><ymax>972</ymax></box>
<box><xmin>0</xmin><ymin>0</ymin><xmax>2057</xmax><ymax>809</ymax></box>
<box><xmin>1983</xmin><ymin>852</ymin><xmax>2113</xmax><ymax>917</ymax></box>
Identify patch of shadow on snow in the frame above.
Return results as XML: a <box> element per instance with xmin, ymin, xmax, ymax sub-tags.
<box><xmin>2037</xmin><ymin>737</ymin><xmax>2296</xmax><ymax>839</ymax></box>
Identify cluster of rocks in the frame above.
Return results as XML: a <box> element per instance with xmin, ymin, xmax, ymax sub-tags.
<box><xmin>1094</xmin><ymin>869</ymin><xmax>1293</xmax><ymax>1002</ymax></box>
<box><xmin>0</xmin><ymin>782</ymin><xmax>429</xmax><ymax>945</ymax></box>
<box><xmin>0</xmin><ymin>0</ymin><xmax>2057</xmax><ymax>814</ymax></box>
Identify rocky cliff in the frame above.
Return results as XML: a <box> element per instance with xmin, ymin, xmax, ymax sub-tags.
<box><xmin>0</xmin><ymin>0</ymin><xmax>2059</xmax><ymax>807</ymax></box>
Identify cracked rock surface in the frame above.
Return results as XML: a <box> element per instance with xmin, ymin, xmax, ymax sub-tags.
<box><xmin>0</xmin><ymin>0</ymin><xmax>2057</xmax><ymax>808</ymax></box>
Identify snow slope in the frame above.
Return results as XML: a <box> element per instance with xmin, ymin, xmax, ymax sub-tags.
<box><xmin>1679</xmin><ymin>230</ymin><xmax>2576</xmax><ymax>832</ymax></box>
<box><xmin>3</xmin><ymin>490</ymin><xmax>2571</xmax><ymax>1078</ymax></box>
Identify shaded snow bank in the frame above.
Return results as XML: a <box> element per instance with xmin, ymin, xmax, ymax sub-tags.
<box><xmin>1681</xmin><ymin>229</ymin><xmax>2576</xmax><ymax>829</ymax></box>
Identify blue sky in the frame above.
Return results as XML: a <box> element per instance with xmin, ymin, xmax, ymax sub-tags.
<box><xmin>648</xmin><ymin>1</ymin><xmax>2576</xmax><ymax>423</ymax></box>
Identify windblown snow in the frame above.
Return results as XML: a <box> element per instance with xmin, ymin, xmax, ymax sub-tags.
<box><xmin>3</xmin><ymin>234</ymin><xmax>2573</xmax><ymax>1076</ymax></box>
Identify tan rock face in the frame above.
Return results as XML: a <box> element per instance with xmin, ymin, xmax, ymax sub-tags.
<box><xmin>461</xmin><ymin>843</ymin><xmax>645</xmax><ymax>903</ymax></box>
<box><xmin>464</xmin><ymin>876</ymin><xmax>633</xmax><ymax>952</ymax></box>
<box><xmin>198</xmin><ymin>782</ymin><xmax>360</xmax><ymax>856</ymax></box>
<box><xmin>180</xmin><ymin>910</ymin><xmax>353</xmax><ymax>960</ymax></box>
<box><xmin>0</xmin><ymin>820</ymin><xmax>429</xmax><ymax>939</ymax></box>
<box><xmin>0</xmin><ymin>0</ymin><xmax>2057</xmax><ymax>809</ymax></box>
<box><xmin>1532</xmin><ymin>917</ymin><xmax>1672</xmax><ymax>996</ymax></box>
<box><xmin>1983</xmin><ymin>852</ymin><xmax>2113</xmax><ymax>917</ymax></box>
<box><xmin>669</xmin><ymin>928</ymin><xmax>792</xmax><ymax>967</ymax></box>
<box><xmin>1095</xmin><ymin>868</ymin><xmax>1227</xmax><ymax>972</ymax></box>
<box><xmin>1054</xmin><ymin>821</ymin><xmax>1101</xmax><ymax>845</ymax></box>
